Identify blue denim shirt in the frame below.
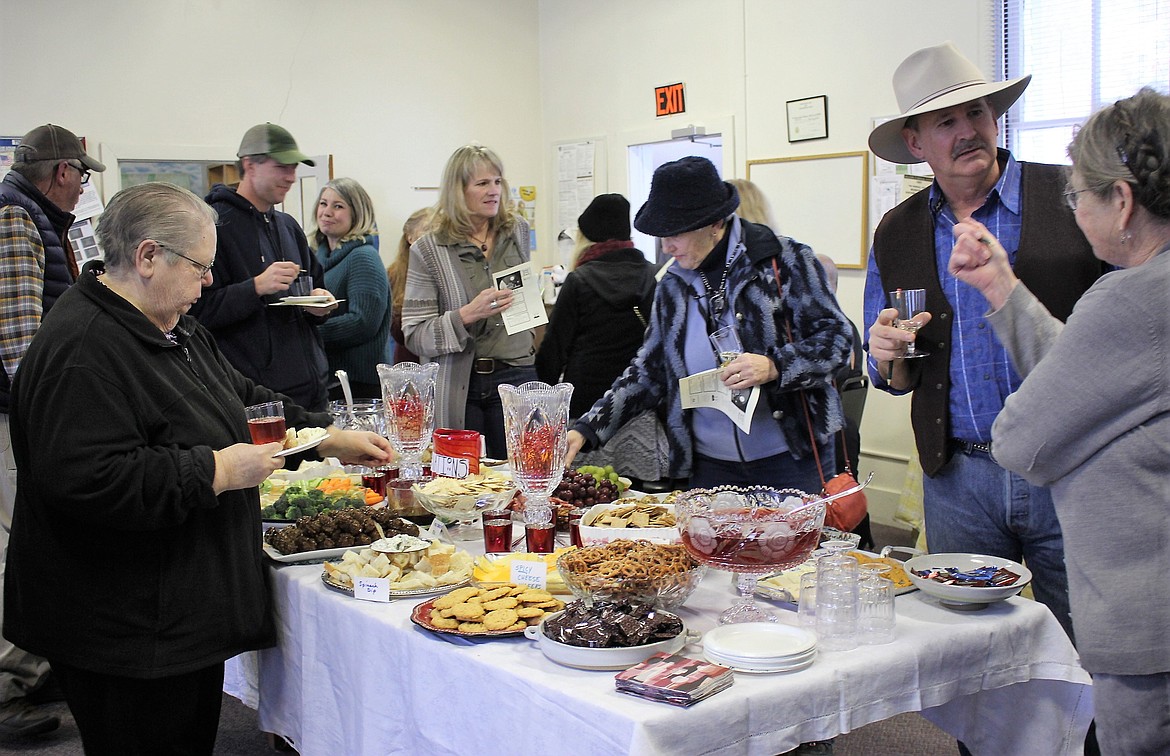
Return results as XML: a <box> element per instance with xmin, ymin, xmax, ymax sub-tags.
<box><xmin>863</xmin><ymin>151</ymin><xmax>1024</xmax><ymax>443</ymax></box>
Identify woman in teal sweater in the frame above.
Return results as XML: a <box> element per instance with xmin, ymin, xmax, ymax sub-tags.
<box><xmin>313</xmin><ymin>178</ymin><xmax>393</xmax><ymax>400</ymax></box>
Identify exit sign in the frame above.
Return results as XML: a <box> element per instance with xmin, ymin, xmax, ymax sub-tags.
<box><xmin>655</xmin><ymin>82</ymin><xmax>686</xmax><ymax>117</ymax></box>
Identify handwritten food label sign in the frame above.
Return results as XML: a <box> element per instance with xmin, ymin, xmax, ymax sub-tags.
<box><xmin>510</xmin><ymin>560</ymin><xmax>548</xmax><ymax>590</ymax></box>
<box><xmin>354</xmin><ymin>577</ymin><xmax>391</xmax><ymax>602</ymax></box>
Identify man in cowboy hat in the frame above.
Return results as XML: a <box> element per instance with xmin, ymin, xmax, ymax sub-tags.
<box><xmin>862</xmin><ymin>42</ymin><xmax>1106</xmax><ymax>642</ymax></box>
<box><xmin>0</xmin><ymin>123</ymin><xmax>106</xmax><ymax>741</ymax></box>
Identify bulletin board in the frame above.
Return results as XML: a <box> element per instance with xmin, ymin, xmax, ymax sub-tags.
<box><xmin>746</xmin><ymin>151</ymin><xmax>869</xmax><ymax>269</ymax></box>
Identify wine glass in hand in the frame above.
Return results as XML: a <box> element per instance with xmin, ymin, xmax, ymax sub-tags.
<box><xmin>887</xmin><ymin>288</ymin><xmax>929</xmax><ymax>359</ymax></box>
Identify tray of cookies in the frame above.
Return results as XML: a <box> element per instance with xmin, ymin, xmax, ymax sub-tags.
<box><xmin>411</xmin><ymin>585</ymin><xmax>566</xmax><ymax>637</ymax></box>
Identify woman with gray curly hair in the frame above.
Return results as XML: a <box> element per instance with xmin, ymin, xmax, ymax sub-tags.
<box><xmin>948</xmin><ymin>87</ymin><xmax>1170</xmax><ymax>754</ymax></box>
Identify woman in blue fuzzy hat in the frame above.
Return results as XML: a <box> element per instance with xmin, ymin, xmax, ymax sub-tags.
<box><xmin>565</xmin><ymin>156</ymin><xmax>852</xmax><ymax>491</ymax></box>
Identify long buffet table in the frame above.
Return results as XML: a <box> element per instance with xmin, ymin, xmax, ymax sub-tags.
<box><xmin>225</xmin><ymin>546</ymin><xmax>1092</xmax><ymax>756</ymax></box>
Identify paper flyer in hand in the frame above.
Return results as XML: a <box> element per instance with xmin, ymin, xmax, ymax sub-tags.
<box><xmin>678</xmin><ymin>369</ymin><xmax>759</xmax><ymax>433</ymax></box>
<box><xmin>493</xmin><ymin>262</ymin><xmax>549</xmax><ymax>335</ymax></box>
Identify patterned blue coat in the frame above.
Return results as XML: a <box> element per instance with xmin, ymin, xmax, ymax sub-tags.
<box><xmin>578</xmin><ymin>219</ymin><xmax>851</xmax><ymax>479</ymax></box>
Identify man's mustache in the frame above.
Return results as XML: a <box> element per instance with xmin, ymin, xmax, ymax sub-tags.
<box><xmin>952</xmin><ymin>138</ymin><xmax>989</xmax><ymax>159</ymax></box>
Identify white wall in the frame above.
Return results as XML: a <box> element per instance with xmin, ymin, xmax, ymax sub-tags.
<box><xmin>3</xmin><ymin>0</ymin><xmax>997</xmax><ymax>526</ymax></box>
<box><xmin>0</xmin><ymin>0</ymin><xmax>544</xmax><ymax>256</ymax></box>
<box><xmin>537</xmin><ymin>0</ymin><xmax>991</xmax><ymax>523</ymax></box>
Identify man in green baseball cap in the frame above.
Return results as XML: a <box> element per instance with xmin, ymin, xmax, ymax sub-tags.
<box><xmin>191</xmin><ymin>123</ymin><xmax>336</xmax><ymax>413</ymax></box>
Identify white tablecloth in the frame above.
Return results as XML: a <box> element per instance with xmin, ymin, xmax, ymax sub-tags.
<box><xmin>225</xmin><ymin>562</ymin><xmax>1092</xmax><ymax>756</ymax></box>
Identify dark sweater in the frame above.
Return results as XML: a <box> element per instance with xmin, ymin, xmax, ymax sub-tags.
<box><xmin>5</xmin><ymin>265</ymin><xmax>329</xmax><ymax>677</ymax></box>
<box><xmin>316</xmin><ymin>236</ymin><xmax>393</xmax><ymax>387</ymax></box>
<box><xmin>191</xmin><ymin>185</ymin><xmax>330</xmax><ymax>411</ymax></box>
<box><xmin>873</xmin><ymin>161</ymin><xmax>1105</xmax><ymax>475</ymax></box>
<box><xmin>535</xmin><ymin>247</ymin><xmax>657</xmax><ymax>418</ymax></box>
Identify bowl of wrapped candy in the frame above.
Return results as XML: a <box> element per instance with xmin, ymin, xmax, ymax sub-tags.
<box><xmin>905</xmin><ymin>552</ymin><xmax>1032</xmax><ymax>608</ymax></box>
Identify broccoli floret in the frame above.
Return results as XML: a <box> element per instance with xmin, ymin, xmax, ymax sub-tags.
<box><xmin>261</xmin><ymin>505</ymin><xmax>278</xmax><ymax>519</ymax></box>
<box><xmin>290</xmin><ymin>494</ymin><xmax>315</xmax><ymax>512</ymax></box>
<box><xmin>308</xmin><ymin>488</ymin><xmax>327</xmax><ymax>503</ymax></box>
<box><xmin>273</xmin><ymin>498</ymin><xmax>290</xmax><ymax>515</ymax></box>
<box><xmin>337</xmin><ymin>495</ymin><xmax>364</xmax><ymax>511</ymax></box>
<box><xmin>284</xmin><ymin>505</ymin><xmax>302</xmax><ymax>520</ymax></box>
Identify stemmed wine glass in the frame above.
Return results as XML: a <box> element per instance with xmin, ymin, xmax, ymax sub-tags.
<box><xmin>888</xmin><ymin>288</ymin><xmax>929</xmax><ymax>358</ymax></box>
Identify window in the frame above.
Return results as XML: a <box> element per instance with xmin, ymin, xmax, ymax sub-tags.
<box><xmin>1000</xmin><ymin>0</ymin><xmax>1170</xmax><ymax>164</ymax></box>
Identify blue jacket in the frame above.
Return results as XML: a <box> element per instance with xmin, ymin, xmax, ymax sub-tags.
<box><xmin>315</xmin><ymin>236</ymin><xmax>393</xmax><ymax>387</ymax></box>
<box><xmin>577</xmin><ymin>219</ymin><xmax>851</xmax><ymax>478</ymax></box>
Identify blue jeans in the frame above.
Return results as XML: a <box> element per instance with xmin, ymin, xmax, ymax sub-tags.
<box><xmin>922</xmin><ymin>448</ymin><xmax>1073</xmax><ymax>640</ymax></box>
<box><xmin>466</xmin><ymin>364</ymin><xmax>537</xmax><ymax>459</ymax></box>
<box><xmin>690</xmin><ymin>445</ymin><xmax>833</xmax><ymax>495</ymax></box>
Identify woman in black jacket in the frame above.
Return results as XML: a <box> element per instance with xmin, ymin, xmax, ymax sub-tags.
<box><xmin>536</xmin><ymin>194</ymin><xmax>657</xmax><ymax>419</ymax></box>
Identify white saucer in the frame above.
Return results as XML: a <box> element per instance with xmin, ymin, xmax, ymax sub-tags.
<box><xmin>275</xmin><ymin>434</ymin><xmax>326</xmax><ymax>457</ymax></box>
<box><xmin>703</xmin><ymin>622</ymin><xmax>817</xmax><ymax>660</ymax></box>
<box><xmin>271</xmin><ymin>297</ymin><xmax>344</xmax><ymax>307</ymax></box>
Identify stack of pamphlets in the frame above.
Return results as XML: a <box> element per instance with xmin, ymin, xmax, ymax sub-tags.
<box><xmin>614</xmin><ymin>652</ymin><xmax>734</xmax><ymax>707</ymax></box>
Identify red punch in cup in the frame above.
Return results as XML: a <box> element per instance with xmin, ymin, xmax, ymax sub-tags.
<box><xmin>432</xmin><ymin>429</ymin><xmax>481</xmax><ymax>478</ymax></box>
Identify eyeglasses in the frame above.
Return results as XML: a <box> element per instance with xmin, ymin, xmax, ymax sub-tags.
<box><xmin>66</xmin><ymin>162</ymin><xmax>91</xmax><ymax>185</ymax></box>
<box><xmin>155</xmin><ymin>241</ymin><xmax>214</xmax><ymax>277</ymax></box>
<box><xmin>1062</xmin><ymin>187</ymin><xmax>1094</xmax><ymax>211</ymax></box>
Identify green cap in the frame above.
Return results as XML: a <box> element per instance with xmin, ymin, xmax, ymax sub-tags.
<box><xmin>236</xmin><ymin>123</ymin><xmax>315</xmax><ymax>166</ymax></box>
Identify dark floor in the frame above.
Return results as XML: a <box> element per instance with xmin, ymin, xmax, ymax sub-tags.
<box><xmin>6</xmin><ymin>521</ymin><xmax>948</xmax><ymax>756</ymax></box>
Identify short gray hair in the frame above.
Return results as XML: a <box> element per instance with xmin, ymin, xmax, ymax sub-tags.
<box><xmin>97</xmin><ymin>183</ymin><xmax>218</xmax><ymax>272</ymax></box>
<box><xmin>9</xmin><ymin>158</ymin><xmax>60</xmax><ymax>185</ymax></box>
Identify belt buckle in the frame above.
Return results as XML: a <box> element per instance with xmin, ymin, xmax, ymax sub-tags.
<box><xmin>474</xmin><ymin>358</ymin><xmax>495</xmax><ymax>374</ymax></box>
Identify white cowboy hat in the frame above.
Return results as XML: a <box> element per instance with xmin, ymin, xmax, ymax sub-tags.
<box><xmin>868</xmin><ymin>42</ymin><xmax>1032</xmax><ymax>165</ymax></box>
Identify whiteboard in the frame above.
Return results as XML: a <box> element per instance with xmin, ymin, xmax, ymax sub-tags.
<box><xmin>747</xmin><ymin>151</ymin><xmax>868</xmax><ymax>269</ymax></box>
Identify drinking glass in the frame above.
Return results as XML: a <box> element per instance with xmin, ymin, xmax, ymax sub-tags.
<box><xmin>377</xmin><ymin>362</ymin><xmax>439</xmax><ymax>482</ymax></box>
<box><xmin>859</xmin><ymin>575</ymin><xmax>896</xmax><ymax>645</ymax></box>
<box><xmin>245</xmin><ymin>401</ymin><xmax>285</xmax><ymax>445</ymax></box>
<box><xmin>815</xmin><ymin>540</ymin><xmax>859</xmax><ymax>651</ymax></box>
<box><xmin>888</xmin><ymin>288</ymin><xmax>929</xmax><ymax>358</ymax></box>
<box><xmin>708</xmin><ymin>325</ymin><xmax>743</xmax><ymax>367</ymax></box>
<box><xmin>483</xmin><ymin>517</ymin><xmax>514</xmax><ymax>554</ymax></box>
<box><xmin>290</xmin><ymin>273</ymin><xmax>313</xmax><ymax>297</ymax></box>
<box><xmin>797</xmin><ymin>573</ymin><xmax>818</xmax><ymax>629</ymax></box>
<box><xmin>498</xmin><ymin>381</ymin><xmax>573</xmax><ymax>527</ymax></box>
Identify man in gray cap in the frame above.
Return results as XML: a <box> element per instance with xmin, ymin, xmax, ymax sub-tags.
<box><xmin>0</xmin><ymin>123</ymin><xmax>105</xmax><ymax>739</ymax></box>
<box><xmin>191</xmin><ymin>123</ymin><xmax>336</xmax><ymax>411</ymax></box>
<box><xmin>863</xmin><ymin>42</ymin><xmax>1106</xmax><ymax>643</ymax></box>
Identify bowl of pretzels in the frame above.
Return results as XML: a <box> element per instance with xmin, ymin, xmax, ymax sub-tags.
<box><xmin>556</xmin><ymin>539</ymin><xmax>706</xmax><ymax>610</ymax></box>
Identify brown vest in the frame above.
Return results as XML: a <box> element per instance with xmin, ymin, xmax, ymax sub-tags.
<box><xmin>872</xmin><ymin>162</ymin><xmax>1104</xmax><ymax>476</ymax></box>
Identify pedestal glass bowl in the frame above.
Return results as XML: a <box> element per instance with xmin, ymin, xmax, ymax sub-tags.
<box><xmin>675</xmin><ymin>486</ymin><xmax>824</xmax><ymax>624</ymax></box>
<box><xmin>377</xmin><ymin>362</ymin><xmax>438</xmax><ymax>482</ymax></box>
<box><xmin>499</xmin><ymin>381</ymin><xmax>573</xmax><ymax>527</ymax></box>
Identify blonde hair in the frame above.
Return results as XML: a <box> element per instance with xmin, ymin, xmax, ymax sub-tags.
<box><xmin>728</xmin><ymin>178</ymin><xmax>778</xmax><ymax>230</ymax></box>
<box><xmin>430</xmin><ymin>143</ymin><xmax>518</xmax><ymax>242</ymax></box>
<box><xmin>311</xmin><ymin>177</ymin><xmax>378</xmax><ymax>248</ymax></box>
<box><xmin>387</xmin><ymin>208</ymin><xmax>433</xmax><ymax>316</ymax></box>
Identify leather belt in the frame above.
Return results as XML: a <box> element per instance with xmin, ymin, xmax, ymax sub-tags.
<box><xmin>950</xmin><ymin>438</ymin><xmax>993</xmax><ymax>455</ymax></box>
<box><xmin>473</xmin><ymin>358</ymin><xmax>497</xmax><ymax>374</ymax></box>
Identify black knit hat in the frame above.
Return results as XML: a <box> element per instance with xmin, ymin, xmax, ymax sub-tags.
<box><xmin>577</xmin><ymin>193</ymin><xmax>631</xmax><ymax>242</ymax></box>
<box><xmin>634</xmin><ymin>156</ymin><xmax>740</xmax><ymax>237</ymax></box>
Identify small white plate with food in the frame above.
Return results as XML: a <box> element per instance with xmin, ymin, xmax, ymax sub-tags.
<box><xmin>276</xmin><ymin>427</ymin><xmax>329</xmax><ymax>457</ymax></box>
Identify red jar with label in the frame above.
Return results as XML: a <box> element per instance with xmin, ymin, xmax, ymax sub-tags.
<box><xmin>431</xmin><ymin>429</ymin><xmax>481</xmax><ymax>478</ymax></box>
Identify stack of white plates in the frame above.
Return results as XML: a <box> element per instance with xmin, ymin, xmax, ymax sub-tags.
<box><xmin>702</xmin><ymin>622</ymin><xmax>817</xmax><ymax>674</ymax></box>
